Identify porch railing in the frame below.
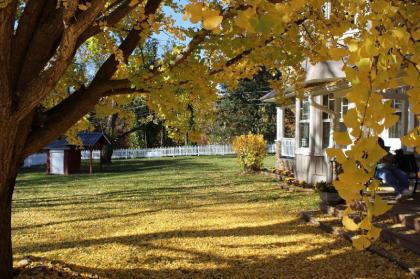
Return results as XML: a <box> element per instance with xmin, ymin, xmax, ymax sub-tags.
<box><xmin>280</xmin><ymin>138</ymin><xmax>296</xmax><ymax>158</ymax></box>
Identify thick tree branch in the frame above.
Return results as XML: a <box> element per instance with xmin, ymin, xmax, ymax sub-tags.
<box><xmin>22</xmin><ymin>0</ymin><xmax>164</xmax><ymax>156</ymax></box>
<box><xmin>92</xmin><ymin>0</ymin><xmax>163</xmax><ymax>83</ymax></box>
<box><xmin>0</xmin><ymin>0</ymin><xmax>18</xmax><ymax>118</ymax></box>
<box><xmin>14</xmin><ymin>0</ymin><xmax>66</xmax><ymax>90</ymax></box>
<box><xmin>11</xmin><ymin>0</ymin><xmax>47</xmax><ymax>90</ymax></box>
<box><xmin>22</xmin><ymin>82</ymin><xmax>111</xmax><ymax>157</ymax></box>
<box><xmin>16</xmin><ymin>0</ymin><xmax>106</xmax><ymax>121</ymax></box>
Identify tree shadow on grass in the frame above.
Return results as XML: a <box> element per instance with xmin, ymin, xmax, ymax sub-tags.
<box><xmin>15</xmin><ymin>219</ymin><xmax>403</xmax><ymax>279</ymax></box>
<box><xmin>13</xmin><ymin>177</ymin><xmax>280</xmax><ymax>210</ymax></box>
<box><xmin>14</xmin><ymin>218</ymin><xmax>309</xmax><ymax>254</ymax></box>
<box><xmin>12</xmin><ymin>191</ymin><xmax>300</xmax><ymax>231</ymax></box>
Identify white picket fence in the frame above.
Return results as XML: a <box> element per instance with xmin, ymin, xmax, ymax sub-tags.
<box><xmin>81</xmin><ymin>143</ymin><xmax>276</xmax><ymax>160</ymax></box>
<box><xmin>23</xmin><ymin>144</ymin><xmax>276</xmax><ymax>167</ymax></box>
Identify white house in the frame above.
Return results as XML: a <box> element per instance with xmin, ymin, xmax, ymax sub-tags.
<box><xmin>260</xmin><ymin>60</ymin><xmax>418</xmax><ymax>184</ymax></box>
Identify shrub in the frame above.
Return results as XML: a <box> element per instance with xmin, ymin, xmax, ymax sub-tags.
<box><xmin>232</xmin><ymin>134</ymin><xmax>267</xmax><ymax>172</ymax></box>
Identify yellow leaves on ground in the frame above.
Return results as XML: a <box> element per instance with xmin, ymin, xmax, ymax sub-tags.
<box><xmin>14</xmin><ymin>157</ymin><xmax>414</xmax><ymax>278</ymax></box>
<box><xmin>183</xmin><ymin>3</ymin><xmax>222</xmax><ymax>30</ymax></box>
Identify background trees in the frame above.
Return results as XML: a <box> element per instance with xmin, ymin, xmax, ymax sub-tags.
<box><xmin>209</xmin><ymin>70</ymin><xmax>277</xmax><ymax>143</ymax></box>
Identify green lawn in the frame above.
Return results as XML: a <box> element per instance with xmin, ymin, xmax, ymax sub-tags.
<box><xmin>13</xmin><ymin>155</ymin><xmax>413</xmax><ymax>278</ymax></box>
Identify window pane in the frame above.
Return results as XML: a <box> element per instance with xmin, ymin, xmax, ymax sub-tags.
<box><xmin>300</xmin><ymin>99</ymin><xmax>310</xmax><ymax>120</ymax></box>
<box><xmin>341</xmin><ymin>98</ymin><xmax>349</xmax><ymax>117</ymax></box>
<box><xmin>322</xmin><ymin>122</ymin><xmax>330</xmax><ymax>148</ymax></box>
<box><xmin>299</xmin><ymin>123</ymin><xmax>310</xmax><ymax>148</ymax></box>
<box><xmin>322</xmin><ymin>94</ymin><xmax>334</xmax><ymax>119</ymax></box>
<box><xmin>389</xmin><ymin>112</ymin><xmax>402</xmax><ymax>138</ymax></box>
<box><xmin>322</xmin><ymin>95</ymin><xmax>329</xmax><ymax>120</ymax></box>
<box><xmin>389</xmin><ymin>100</ymin><xmax>403</xmax><ymax>138</ymax></box>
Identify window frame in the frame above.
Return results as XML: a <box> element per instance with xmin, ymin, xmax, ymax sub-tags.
<box><xmin>299</xmin><ymin>98</ymin><xmax>310</xmax><ymax>148</ymax></box>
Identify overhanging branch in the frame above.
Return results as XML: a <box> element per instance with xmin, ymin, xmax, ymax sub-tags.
<box><xmin>15</xmin><ymin>0</ymin><xmax>106</xmax><ymax>121</ymax></box>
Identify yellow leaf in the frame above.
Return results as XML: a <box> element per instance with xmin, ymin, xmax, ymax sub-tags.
<box><xmin>290</xmin><ymin>0</ymin><xmax>306</xmax><ymax>10</ymax></box>
<box><xmin>366</xmin><ymin>226</ymin><xmax>382</xmax><ymax>241</ymax></box>
<box><xmin>355</xmin><ymin>58</ymin><xmax>371</xmax><ymax>73</ymax></box>
<box><xmin>352</xmin><ymin>235</ymin><xmax>371</xmax><ymax>250</ymax></box>
<box><xmin>343</xmin><ymin>108</ymin><xmax>359</xmax><ymax>128</ymax></box>
<box><xmin>333</xmin><ymin>131</ymin><xmax>352</xmax><ymax>145</ymax></box>
<box><xmin>367</xmin><ymin>180</ymin><xmax>381</xmax><ymax>192</ymax></box>
<box><xmin>403</xmin><ymin>64</ymin><xmax>420</xmax><ymax>87</ymax></box>
<box><xmin>203</xmin><ymin>14</ymin><xmax>223</xmax><ymax>30</ymax></box>
<box><xmin>235</xmin><ymin>8</ymin><xmax>255</xmax><ymax>32</ymax></box>
<box><xmin>328</xmin><ymin>48</ymin><xmax>348</xmax><ymax>60</ymax></box>
<box><xmin>343</xmin><ymin>215</ymin><xmax>359</xmax><ymax>231</ymax></box>
<box><xmin>184</xmin><ymin>3</ymin><xmax>204</xmax><ymax>23</ymax></box>
<box><xmin>371</xmin><ymin>195</ymin><xmax>392</xmax><ymax>216</ymax></box>
<box><xmin>326</xmin><ymin>148</ymin><xmax>347</xmax><ymax>164</ymax></box>
<box><xmin>383</xmin><ymin>114</ymin><xmax>399</xmax><ymax>128</ymax></box>
<box><xmin>359</xmin><ymin>216</ymin><xmax>372</xmax><ymax>230</ymax></box>
<box><xmin>401</xmin><ymin>127</ymin><xmax>420</xmax><ymax>148</ymax></box>
<box><xmin>348</xmin><ymin>39</ymin><xmax>359</xmax><ymax>52</ymax></box>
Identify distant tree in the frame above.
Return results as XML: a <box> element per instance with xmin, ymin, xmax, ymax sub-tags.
<box><xmin>208</xmin><ymin>70</ymin><xmax>278</xmax><ymax>143</ymax></box>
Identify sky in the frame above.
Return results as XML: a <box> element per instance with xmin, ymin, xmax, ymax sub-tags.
<box><xmin>152</xmin><ymin>0</ymin><xmax>196</xmax><ymax>56</ymax></box>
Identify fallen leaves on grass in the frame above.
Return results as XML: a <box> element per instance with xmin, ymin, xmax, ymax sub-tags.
<box><xmin>13</xmin><ymin>157</ymin><xmax>415</xmax><ymax>278</ymax></box>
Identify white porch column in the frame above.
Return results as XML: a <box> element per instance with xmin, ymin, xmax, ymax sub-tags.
<box><xmin>275</xmin><ymin>107</ymin><xmax>285</xmax><ymax>162</ymax></box>
<box><xmin>276</xmin><ymin>107</ymin><xmax>285</xmax><ymax>141</ymax></box>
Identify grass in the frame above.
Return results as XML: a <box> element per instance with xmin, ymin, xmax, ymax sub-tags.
<box><xmin>13</xmin><ymin>155</ymin><xmax>414</xmax><ymax>278</ymax></box>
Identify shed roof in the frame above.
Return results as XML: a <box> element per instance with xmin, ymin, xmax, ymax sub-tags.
<box><xmin>45</xmin><ymin>132</ymin><xmax>111</xmax><ymax>150</ymax></box>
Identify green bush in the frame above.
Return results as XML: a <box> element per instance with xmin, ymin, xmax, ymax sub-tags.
<box><xmin>232</xmin><ymin>134</ymin><xmax>267</xmax><ymax>172</ymax></box>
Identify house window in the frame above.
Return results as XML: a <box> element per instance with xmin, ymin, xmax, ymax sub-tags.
<box><xmin>341</xmin><ymin>98</ymin><xmax>349</xmax><ymax>117</ymax></box>
<box><xmin>322</xmin><ymin>94</ymin><xmax>334</xmax><ymax>148</ymax></box>
<box><xmin>389</xmin><ymin>100</ymin><xmax>403</xmax><ymax>138</ymax></box>
<box><xmin>299</xmin><ymin>98</ymin><xmax>310</xmax><ymax>148</ymax></box>
<box><xmin>322</xmin><ymin>95</ymin><xmax>349</xmax><ymax>148</ymax></box>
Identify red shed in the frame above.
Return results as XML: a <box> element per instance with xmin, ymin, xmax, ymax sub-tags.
<box><xmin>45</xmin><ymin>132</ymin><xmax>110</xmax><ymax>175</ymax></box>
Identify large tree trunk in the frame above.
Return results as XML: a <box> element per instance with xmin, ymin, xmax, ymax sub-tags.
<box><xmin>101</xmin><ymin>143</ymin><xmax>114</xmax><ymax>165</ymax></box>
<box><xmin>0</xmin><ymin>121</ymin><xmax>20</xmax><ymax>279</ymax></box>
<box><xmin>0</xmin><ymin>176</ymin><xmax>16</xmax><ymax>279</ymax></box>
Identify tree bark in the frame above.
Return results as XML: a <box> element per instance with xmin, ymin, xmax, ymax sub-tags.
<box><xmin>0</xmin><ymin>120</ymin><xmax>20</xmax><ymax>279</ymax></box>
<box><xmin>0</xmin><ymin>176</ymin><xmax>15</xmax><ymax>279</ymax></box>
